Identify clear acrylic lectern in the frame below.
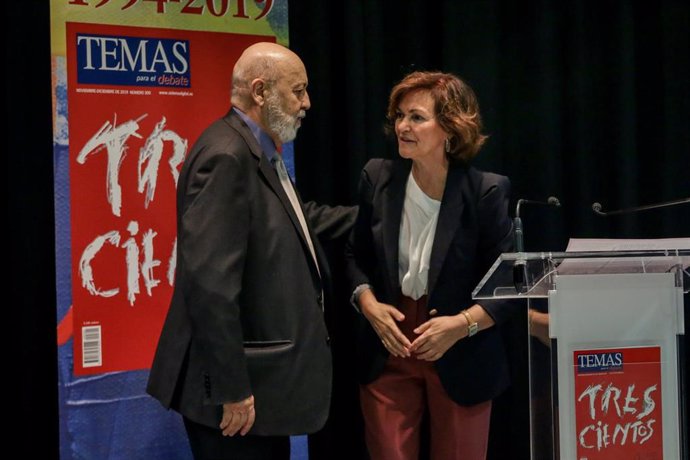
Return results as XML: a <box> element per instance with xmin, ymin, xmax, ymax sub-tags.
<box><xmin>473</xmin><ymin>249</ymin><xmax>689</xmax><ymax>460</ymax></box>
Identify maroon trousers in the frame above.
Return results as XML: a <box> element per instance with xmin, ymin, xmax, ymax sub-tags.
<box><xmin>359</xmin><ymin>295</ymin><xmax>492</xmax><ymax>460</ymax></box>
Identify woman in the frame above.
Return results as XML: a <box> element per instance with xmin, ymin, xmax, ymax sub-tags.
<box><xmin>345</xmin><ymin>71</ymin><xmax>515</xmax><ymax>460</ymax></box>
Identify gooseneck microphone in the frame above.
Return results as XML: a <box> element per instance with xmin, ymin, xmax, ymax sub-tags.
<box><xmin>513</xmin><ymin>196</ymin><xmax>562</xmax><ymax>293</ymax></box>
<box><xmin>592</xmin><ymin>197</ymin><xmax>690</xmax><ymax>216</ymax></box>
<box><xmin>514</xmin><ymin>197</ymin><xmax>561</xmax><ymax>253</ymax></box>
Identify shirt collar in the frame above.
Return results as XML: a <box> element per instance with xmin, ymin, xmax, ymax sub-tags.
<box><xmin>232</xmin><ymin>107</ymin><xmax>279</xmax><ymax>162</ymax></box>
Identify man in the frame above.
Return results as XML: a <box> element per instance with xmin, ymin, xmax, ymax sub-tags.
<box><xmin>146</xmin><ymin>42</ymin><xmax>356</xmax><ymax>459</ymax></box>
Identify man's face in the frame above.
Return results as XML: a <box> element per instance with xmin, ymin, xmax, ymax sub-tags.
<box><xmin>263</xmin><ymin>59</ymin><xmax>311</xmax><ymax>143</ymax></box>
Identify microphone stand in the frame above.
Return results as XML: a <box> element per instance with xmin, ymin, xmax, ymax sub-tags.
<box><xmin>513</xmin><ymin>197</ymin><xmax>561</xmax><ymax>293</ymax></box>
<box><xmin>592</xmin><ymin>197</ymin><xmax>690</xmax><ymax>216</ymax></box>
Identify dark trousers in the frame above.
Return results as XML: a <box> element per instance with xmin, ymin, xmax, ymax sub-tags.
<box><xmin>183</xmin><ymin>417</ymin><xmax>290</xmax><ymax>460</ymax></box>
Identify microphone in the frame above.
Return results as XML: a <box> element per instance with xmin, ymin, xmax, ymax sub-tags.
<box><xmin>514</xmin><ymin>196</ymin><xmax>561</xmax><ymax>252</ymax></box>
<box><xmin>592</xmin><ymin>197</ymin><xmax>690</xmax><ymax>216</ymax></box>
<box><xmin>513</xmin><ymin>196</ymin><xmax>562</xmax><ymax>293</ymax></box>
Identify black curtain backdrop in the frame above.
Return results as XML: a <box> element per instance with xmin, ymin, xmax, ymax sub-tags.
<box><xmin>288</xmin><ymin>2</ymin><xmax>689</xmax><ymax>458</ymax></box>
<box><xmin>11</xmin><ymin>1</ymin><xmax>689</xmax><ymax>458</ymax></box>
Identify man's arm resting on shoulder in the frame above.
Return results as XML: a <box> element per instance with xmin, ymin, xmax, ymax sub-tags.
<box><xmin>303</xmin><ymin>201</ymin><xmax>358</xmax><ymax>241</ymax></box>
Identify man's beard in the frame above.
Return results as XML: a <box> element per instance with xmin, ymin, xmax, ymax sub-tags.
<box><xmin>265</xmin><ymin>91</ymin><xmax>304</xmax><ymax>143</ymax></box>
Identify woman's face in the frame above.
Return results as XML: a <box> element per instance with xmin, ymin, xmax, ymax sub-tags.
<box><xmin>394</xmin><ymin>89</ymin><xmax>447</xmax><ymax>164</ymax></box>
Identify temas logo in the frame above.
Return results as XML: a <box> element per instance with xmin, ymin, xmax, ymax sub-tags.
<box><xmin>577</xmin><ymin>352</ymin><xmax>623</xmax><ymax>373</ymax></box>
<box><xmin>76</xmin><ymin>34</ymin><xmax>191</xmax><ymax>88</ymax></box>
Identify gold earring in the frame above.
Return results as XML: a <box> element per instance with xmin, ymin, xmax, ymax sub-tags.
<box><xmin>444</xmin><ymin>138</ymin><xmax>451</xmax><ymax>153</ymax></box>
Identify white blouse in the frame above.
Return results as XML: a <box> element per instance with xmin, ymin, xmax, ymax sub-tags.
<box><xmin>399</xmin><ymin>172</ymin><xmax>441</xmax><ymax>300</ymax></box>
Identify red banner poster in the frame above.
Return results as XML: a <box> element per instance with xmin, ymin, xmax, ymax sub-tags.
<box><xmin>67</xmin><ymin>21</ymin><xmax>269</xmax><ymax>374</ymax></box>
<box><xmin>573</xmin><ymin>346</ymin><xmax>663</xmax><ymax>460</ymax></box>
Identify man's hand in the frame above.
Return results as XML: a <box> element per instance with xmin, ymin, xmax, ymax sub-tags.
<box><xmin>220</xmin><ymin>395</ymin><xmax>255</xmax><ymax>436</ymax></box>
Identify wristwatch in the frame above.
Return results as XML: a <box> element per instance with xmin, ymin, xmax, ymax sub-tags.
<box><xmin>461</xmin><ymin>310</ymin><xmax>479</xmax><ymax>337</ymax></box>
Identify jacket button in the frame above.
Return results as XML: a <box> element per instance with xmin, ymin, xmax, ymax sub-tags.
<box><xmin>326</xmin><ymin>336</ymin><xmax>331</xmax><ymax>346</ymax></box>
<box><xmin>317</xmin><ymin>293</ymin><xmax>323</xmax><ymax>305</ymax></box>
<box><xmin>429</xmin><ymin>309</ymin><xmax>438</xmax><ymax>316</ymax></box>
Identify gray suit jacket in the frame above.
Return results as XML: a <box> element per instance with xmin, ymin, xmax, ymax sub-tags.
<box><xmin>146</xmin><ymin>110</ymin><xmax>356</xmax><ymax>435</ymax></box>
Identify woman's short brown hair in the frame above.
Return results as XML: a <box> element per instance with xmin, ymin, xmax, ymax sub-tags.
<box><xmin>386</xmin><ymin>71</ymin><xmax>488</xmax><ymax>162</ymax></box>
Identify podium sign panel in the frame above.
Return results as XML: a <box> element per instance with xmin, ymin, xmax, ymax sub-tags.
<box><xmin>572</xmin><ymin>345</ymin><xmax>663</xmax><ymax>459</ymax></box>
<box><xmin>552</xmin><ymin>273</ymin><xmax>680</xmax><ymax>459</ymax></box>
<box><xmin>474</xmin><ymin>250</ymin><xmax>688</xmax><ymax>460</ymax></box>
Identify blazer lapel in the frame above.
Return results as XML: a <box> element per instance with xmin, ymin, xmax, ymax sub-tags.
<box><xmin>381</xmin><ymin>160</ymin><xmax>411</xmax><ymax>296</ymax></box>
<box><xmin>427</xmin><ymin>164</ymin><xmax>466</xmax><ymax>296</ymax></box>
<box><xmin>224</xmin><ymin>111</ymin><xmax>319</xmax><ymax>277</ymax></box>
